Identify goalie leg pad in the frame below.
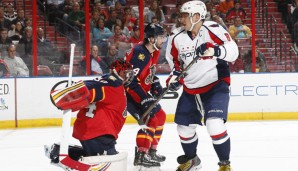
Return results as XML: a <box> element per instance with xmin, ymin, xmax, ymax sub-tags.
<box><xmin>50</xmin><ymin>81</ymin><xmax>90</xmax><ymax>111</ymax></box>
<box><xmin>80</xmin><ymin>152</ymin><xmax>128</xmax><ymax>171</ymax></box>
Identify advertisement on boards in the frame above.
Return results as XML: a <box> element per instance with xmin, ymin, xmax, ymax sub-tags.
<box><xmin>0</xmin><ymin>78</ymin><xmax>15</xmax><ymax>120</ymax></box>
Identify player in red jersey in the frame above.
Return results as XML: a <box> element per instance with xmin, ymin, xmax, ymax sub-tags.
<box><xmin>125</xmin><ymin>23</ymin><xmax>167</xmax><ymax>169</ymax></box>
<box><xmin>45</xmin><ymin>59</ymin><xmax>134</xmax><ymax>163</ymax></box>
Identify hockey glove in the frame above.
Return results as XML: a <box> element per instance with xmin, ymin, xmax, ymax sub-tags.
<box><xmin>166</xmin><ymin>70</ymin><xmax>183</xmax><ymax>91</ymax></box>
<box><xmin>196</xmin><ymin>42</ymin><xmax>221</xmax><ymax>57</ymax></box>
<box><xmin>150</xmin><ymin>76</ymin><xmax>163</xmax><ymax>98</ymax></box>
<box><xmin>141</xmin><ymin>96</ymin><xmax>161</xmax><ymax>117</ymax></box>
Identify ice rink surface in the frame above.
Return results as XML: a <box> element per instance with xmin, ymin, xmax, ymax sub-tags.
<box><xmin>1</xmin><ymin>121</ymin><xmax>298</xmax><ymax>171</ymax></box>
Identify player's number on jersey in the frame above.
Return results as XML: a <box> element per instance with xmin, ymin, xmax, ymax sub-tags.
<box><xmin>85</xmin><ymin>103</ymin><xmax>96</xmax><ymax>118</ymax></box>
<box><xmin>133</xmin><ymin>68</ymin><xmax>140</xmax><ymax>76</ymax></box>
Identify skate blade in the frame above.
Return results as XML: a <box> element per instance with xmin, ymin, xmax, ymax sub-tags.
<box><xmin>134</xmin><ymin>166</ymin><xmax>161</xmax><ymax>171</ymax></box>
<box><xmin>189</xmin><ymin>163</ymin><xmax>202</xmax><ymax>171</ymax></box>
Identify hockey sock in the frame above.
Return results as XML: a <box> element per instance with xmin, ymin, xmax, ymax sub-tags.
<box><xmin>213</xmin><ymin>138</ymin><xmax>230</xmax><ymax>161</ymax></box>
<box><xmin>136</xmin><ymin>128</ymin><xmax>155</xmax><ymax>153</ymax></box>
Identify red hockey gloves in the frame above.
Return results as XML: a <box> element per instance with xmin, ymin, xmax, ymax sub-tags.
<box><xmin>166</xmin><ymin>70</ymin><xmax>183</xmax><ymax>91</ymax></box>
<box><xmin>196</xmin><ymin>42</ymin><xmax>221</xmax><ymax>57</ymax></box>
<box><xmin>50</xmin><ymin>81</ymin><xmax>90</xmax><ymax>112</ymax></box>
<box><xmin>150</xmin><ymin>76</ymin><xmax>163</xmax><ymax>98</ymax></box>
<box><xmin>141</xmin><ymin>96</ymin><xmax>161</xmax><ymax>117</ymax></box>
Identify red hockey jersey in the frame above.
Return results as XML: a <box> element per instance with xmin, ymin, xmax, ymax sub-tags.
<box><xmin>125</xmin><ymin>43</ymin><xmax>160</xmax><ymax>102</ymax></box>
<box><xmin>73</xmin><ymin>74</ymin><xmax>127</xmax><ymax>141</ymax></box>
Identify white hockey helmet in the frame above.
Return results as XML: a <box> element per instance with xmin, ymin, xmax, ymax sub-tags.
<box><xmin>180</xmin><ymin>0</ymin><xmax>207</xmax><ymax>19</ymax></box>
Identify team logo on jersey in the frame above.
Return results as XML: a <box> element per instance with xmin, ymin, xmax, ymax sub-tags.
<box><xmin>138</xmin><ymin>54</ymin><xmax>145</xmax><ymax>61</ymax></box>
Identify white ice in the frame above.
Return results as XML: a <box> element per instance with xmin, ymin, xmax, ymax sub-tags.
<box><xmin>1</xmin><ymin>121</ymin><xmax>298</xmax><ymax>171</ymax></box>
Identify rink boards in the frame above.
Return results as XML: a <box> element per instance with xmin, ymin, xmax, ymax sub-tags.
<box><xmin>1</xmin><ymin>73</ymin><xmax>298</xmax><ymax>128</ymax></box>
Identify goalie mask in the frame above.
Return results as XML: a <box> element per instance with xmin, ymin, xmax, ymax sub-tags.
<box><xmin>110</xmin><ymin>58</ymin><xmax>134</xmax><ymax>86</ymax></box>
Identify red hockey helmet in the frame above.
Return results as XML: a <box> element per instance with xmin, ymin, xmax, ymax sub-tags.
<box><xmin>110</xmin><ymin>58</ymin><xmax>134</xmax><ymax>86</ymax></box>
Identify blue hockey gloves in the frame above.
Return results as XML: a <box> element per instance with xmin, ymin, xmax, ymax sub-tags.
<box><xmin>196</xmin><ymin>42</ymin><xmax>221</xmax><ymax>57</ymax></box>
<box><xmin>166</xmin><ymin>70</ymin><xmax>183</xmax><ymax>91</ymax></box>
<box><xmin>150</xmin><ymin>76</ymin><xmax>163</xmax><ymax>98</ymax></box>
<box><xmin>141</xmin><ymin>96</ymin><xmax>161</xmax><ymax>117</ymax></box>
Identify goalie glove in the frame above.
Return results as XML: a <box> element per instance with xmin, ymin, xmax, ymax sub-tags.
<box><xmin>50</xmin><ymin>81</ymin><xmax>90</xmax><ymax>112</ymax></box>
<box><xmin>196</xmin><ymin>42</ymin><xmax>221</xmax><ymax>58</ymax></box>
<box><xmin>166</xmin><ymin>70</ymin><xmax>184</xmax><ymax>91</ymax></box>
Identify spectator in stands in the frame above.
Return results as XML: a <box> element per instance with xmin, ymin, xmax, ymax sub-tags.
<box><xmin>228</xmin><ymin>16</ymin><xmax>252</xmax><ymax>39</ymax></box>
<box><xmin>4</xmin><ymin>44</ymin><xmax>29</xmax><ymax>77</ymax></box>
<box><xmin>66</xmin><ymin>2</ymin><xmax>85</xmax><ymax>30</ymax></box>
<box><xmin>0</xmin><ymin>8</ymin><xmax>12</xmax><ymax>29</ymax></box>
<box><xmin>12</xmin><ymin>9</ymin><xmax>26</xmax><ymax>28</ymax></box>
<box><xmin>170</xmin><ymin>3</ymin><xmax>182</xmax><ymax>24</ymax></box>
<box><xmin>4</xmin><ymin>2</ymin><xmax>17</xmax><ymax>22</ymax></box>
<box><xmin>92</xmin><ymin>18</ymin><xmax>112</xmax><ymax>56</ymax></box>
<box><xmin>18</xmin><ymin>26</ymin><xmax>33</xmax><ymax>64</ymax></box>
<box><xmin>59</xmin><ymin>0</ymin><xmax>73</xmax><ymax>19</ymax></box>
<box><xmin>102</xmin><ymin>44</ymin><xmax>118</xmax><ymax>67</ymax></box>
<box><xmin>114</xmin><ymin>1</ymin><xmax>125</xmax><ymax>20</ymax></box>
<box><xmin>46</xmin><ymin>0</ymin><xmax>65</xmax><ymax>25</ymax></box>
<box><xmin>218</xmin><ymin>0</ymin><xmax>234</xmax><ymax>18</ymax></box>
<box><xmin>129</xmin><ymin>25</ymin><xmax>141</xmax><ymax>44</ymax></box>
<box><xmin>108</xmin><ymin>24</ymin><xmax>129</xmax><ymax>48</ymax></box>
<box><xmin>90</xmin><ymin>10</ymin><xmax>100</xmax><ymax>33</ymax></box>
<box><xmin>112</xmin><ymin>18</ymin><xmax>130</xmax><ymax>37</ymax></box>
<box><xmin>0</xmin><ymin>59</ymin><xmax>10</xmax><ymax>77</ymax></box>
<box><xmin>37</xmin><ymin>27</ymin><xmax>62</xmax><ymax>65</ymax></box>
<box><xmin>24</xmin><ymin>17</ymin><xmax>32</xmax><ymax>28</ymax></box>
<box><xmin>0</xmin><ymin>28</ymin><xmax>13</xmax><ymax>54</ymax></box>
<box><xmin>243</xmin><ymin>47</ymin><xmax>269</xmax><ymax>72</ymax></box>
<box><xmin>80</xmin><ymin>45</ymin><xmax>109</xmax><ymax>75</ymax></box>
<box><xmin>145</xmin><ymin>0</ymin><xmax>165</xmax><ymax>23</ymax></box>
<box><xmin>94</xmin><ymin>2</ymin><xmax>109</xmax><ymax>21</ymax></box>
<box><xmin>225</xmin><ymin>1</ymin><xmax>247</xmax><ymax>23</ymax></box>
<box><xmin>205</xmin><ymin>1</ymin><xmax>215</xmax><ymax>21</ymax></box>
<box><xmin>105</xmin><ymin>8</ymin><xmax>118</xmax><ymax>31</ymax></box>
<box><xmin>8</xmin><ymin>21</ymin><xmax>23</xmax><ymax>41</ymax></box>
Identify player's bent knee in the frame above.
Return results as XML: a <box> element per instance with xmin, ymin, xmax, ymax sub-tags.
<box><xmin>177</xmin><ymin>124</ymin><xmax>197</xmax><ymax>138</ymax></box>
<box><xmin>80</xmin><ymin>152</ymin><xmax>128</xmax><ymax>171</ymax></box>
<box><xmin>206</xmin><ymin>118</ymin><xmax>229</xmax><ymax>145</ymax></box>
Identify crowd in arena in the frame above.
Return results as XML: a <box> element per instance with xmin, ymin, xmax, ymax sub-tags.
<box><xmin>0</xmin><ymin>0</ymin><xmax>297</xmax><ymax>77</ymax></box>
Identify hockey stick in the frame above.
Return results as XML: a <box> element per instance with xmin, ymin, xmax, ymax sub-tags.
<box><xmin>138</xmin><ymin>55</ymin><xmax>202</xmax><ymax>129</ymax></box>
<box><xmin>59</xmin><ymin>43</ymin><xmax>76</xmax><ymax>162</ymax></box>
<box><xmin>138</xmin><ymin>48</ymin><xmax>215</xmax><ymax>129</ymax></box>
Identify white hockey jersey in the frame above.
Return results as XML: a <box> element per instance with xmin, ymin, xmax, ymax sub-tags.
<box><xmin>166</xmin><ymin>21</ymin><xmax>239</xmax><ymax>94</ymax></box>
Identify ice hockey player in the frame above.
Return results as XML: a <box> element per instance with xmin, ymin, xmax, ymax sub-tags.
<box><xmin>125</xmin><ymin>23</ymin><xmax>167</xmax><ymax>170</ymax></box>
<box><xmin>166</xmin><ymin>1</ymin><xmax>239</xmax><ymax>171</ymax></box>
<box><xmin>45</xmin><ymin>58</ymin><xmax>134</xmax><ymax>170</ymax></box>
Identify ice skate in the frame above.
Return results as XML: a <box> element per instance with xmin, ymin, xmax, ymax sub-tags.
<box><xmin>218</xmin><ymin>160</ymin><xmax>232</xmax><ymax>171</ymax></box>
<box><xmin>44</xmin><ymin>143</ymin><xmax>60</xmax><ymax>163</ymax></box>
<box><xmin>134</xmin><ymin>147</ymin><xmax>161</xmax><ymax>171</ymax></box>
<box><xmin>148</xmin><ymin>148</ymin><xmax>166</xmax><ymax>162</ymax></box>
<box><xmin>176</xmin><ymin>155</ymin><xmax>202</xmax><ymax>171</ymax></box>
